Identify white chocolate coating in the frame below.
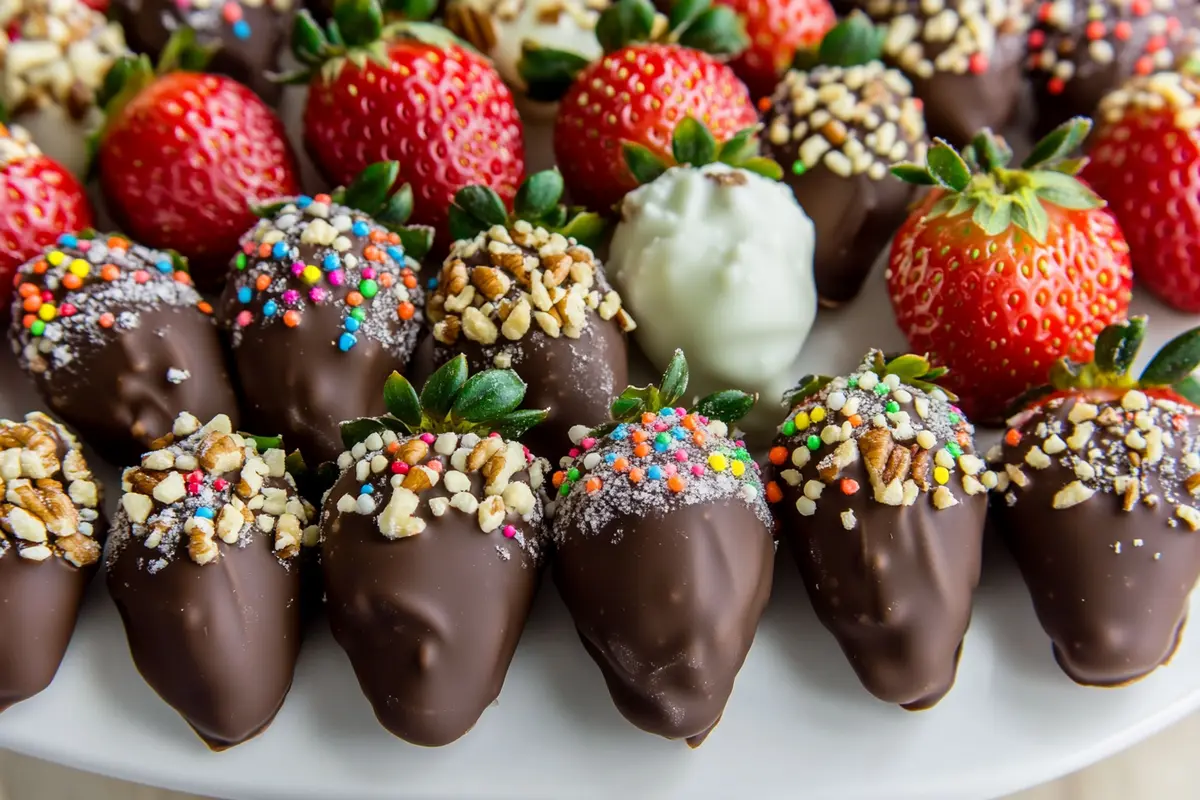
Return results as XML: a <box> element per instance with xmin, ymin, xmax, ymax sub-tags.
<box><xmin>609</xmin><ymin>163</ymin><xmax>817</xmax><ymax>431</ymax></box>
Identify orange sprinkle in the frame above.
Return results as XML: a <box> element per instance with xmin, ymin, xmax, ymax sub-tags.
<box><xmin>32</xmin><ymin>260</ymin><xmax>47</xmax><ymax>274</ymax></box>
<box><xmin>397</xmin><ymin>301</ymin><xmax>415</xmax><ymax>320</ymax></box>
<box><xmin>765</xmin><ymin>481</ymin><xmax>783</xmax><ymax>503</ymax></box>
<box><xmin>612</xmin><ymin>456</ymin><xmax>628</xmax><ymax>472</ymax></box>
<box><xmin>628</xmin><ymin>467</ymin><xmax>643</xmax><ymax>483</ymax></box>
<box><xmin>283</xmin><ymin>309</ymin><xmax>301</xmax><ymax>327</ymax></box>
<box><xmin>256</xmin><ymin>274</ymin><xmax>271</xmax><ymax>291</ymax></box>
<box><xmin>634</xmin><ymin>443</ymin><xmax>651</xmax><ymax>458</ymax></box>
<box><xmin>379</xmin><ymin>272</ymin><xmax>394</xmax><ymax>288</ymax></box>
<box><xmin>387</xmin><ymin>232</ymin><xmax>400</xmax><ymax>245</ymax></box>
<box><xmin>641</xmin><ymin>412</ymin><xmax>656</xmax><ymax>424</ymax></box>
<box><xmin>106</xmin><ymin>236</ymin><xmax>127</xmax><ymax>249</ymax></box>
<box><xmin>1004</xmin><ymin>429</ymin><xmax>1021</xmax><ymax>446</ymax></box>
<box><xmin>313</xmin><ymin>193</ymin><xmax>332</xmax><ymax>204</ymax></box>
<box><xmin>403</xmin><ymin>273</ymin><xmax>417</xmax><ymax>289</ymax></box>
<box><xmin>681</xmin><ymin>414</ymin><xmax>698</xmax><ymax>431</ymax></box>
<box><xmin>631</xmin><ymin>429</ymin><xmax>648</xmax><ymax>443</ymax></box>
<box><xmin>757</xmin><ymin>96</ymin><xmax>772</xmax><ymax>113</ymax></box>
<box><xmin>692</xmin><ymin>431</ymin><xmax>707</xmax><ymax>446</ymax></box>
<box><xmin>61</xmin><ymin>273</ymin><xmax>82</xmax><ymax>290</ymax></box>
<box><xmin>667</xmin><ymin>475</ymin><xmax>686</xmax><ymax>493</ymax></box>
<box><xmin>552</xmin><ymin>471</ymin><xmax>565</xmax><ymax>488</ymax></box>
<box><xmin>956</xmin><ymin>430</ymin><xmax>970</xmax><ymax>449</ymax></box>
<box><xmin>387</xmin><ymin>440</ymin><xmax>401</xmax><ymax>454</ymax></box>
<box><xmin>21</xmin><ymin>314</ymin><xmax>34</xmax><ymax>329</ymax></box>
<box><xmin>17</xmin><ymin>282</ymin><xmax>38</xmax><ymax>298</ymax></box>
<box><xmin>768</xmin><ymin>446</ymin><xmax>788</xmax><ymax>465</ymax></box>
<box><xmin>101</xmin><ymin>264</ymin><xmax>120</xmax><ymax>281</ymax></box>
<box><xmin>98</xmin><ymin>312</ymin><xmax>114</xmax><ymax>328</ymax></box>
<box><xmin>346</xmin><ymin>291</ymin><xmax>363</xmax><ymax>307</ymax></box>
<box><xmin>363</xmin><ymin>245</ymin><xmax>382</xmax><ymax>262</ymax></box>
<box><xmin>840</xmin><ymin>478</ymin><xmax>860</xmax><ymax>495</ymax></box>
<box><xmin>174</xmin><ymin>271</ymin><xmax>191</xmax><ymax>285</ymax></box>
<box><xmin>369</xmin><ymin>230</ymin><xmax>386</xmax><ymax>243</ymax></box>
<box><xmin>258</xmin><ymin>243</ymin><xmax>271</xmax><ymax>257</ymax></box>
<box><xmin>585</xmin><ymin>476</ymin><xmax>602</xmax><ymax>493</ymax></box>
<box><xmin>197</xmin><ymin>301</ymin><xmax>213</xmax><ymax>315</ymax></box>
<box><xmin>22</xmin><ymin>295</ymin><xmax>41</xmax><ymax>312</ymax></box>
<box><xmin>848</xmin><ymin>414</ymin><xmax>863</xmax><ymax>427</ymax></box>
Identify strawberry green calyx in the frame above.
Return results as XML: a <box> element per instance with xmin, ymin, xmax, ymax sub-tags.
<box><xmin>623</xmin><ymin>115</ymin><xmax>783</xmax><ymax>184</ymax></box>
<box><xmin>340</xmin><ymin>355</ymin><xmax>550</xmax><ymax>448</ymax></box>
<box><xmin>890</xmin><ymin>117</ymin><xmax>1104</xmax><ymax>243</ymax></box>
<box><xmin>783</xmin><ymin>351</ymin><xmax>955</xmax><ymax>409</ymax></box>
<box><xmin>285</xmin><ymin>0</ymin><xmax>455</xmax><ymax>85</ymax></box>
<box><xmin>791</xmin><ymin>11</ymin><xmax>885</xmax><ymax>71</ymax></box>
<box><xmin>1011</xmin><ymin>317</ymin><xmax>1200</xmax><ymax>410</ymax></box>
<box><xmin>447</xmin><ymin>169</ymin><xmax>608</xmax><ymax>248</ymax></box>
<box><xmin>601</xmin><ymin>349</ymin><xmax>756</xmax><ymax>435</ymax></box>
<box><xmin>517</xmin><ymin>0</ymin><xmax>747</xmax><ymax>102</ymax></box>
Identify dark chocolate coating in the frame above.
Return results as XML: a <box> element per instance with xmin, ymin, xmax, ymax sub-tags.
<box><xmin>0</xmin><ymin>552</ymin><xmax>95</xmax><ymax>712</ymax></box>
<box><xmin>995</xmin><ymin>396</ymin><xmax>1200</xmax><ymax>686</ymax></box>
<box><xmin>107</xmin><ymin>531</ymin><xmax>303</xmax><ymax>749</ymax></box>
<box><xmin>773</xmin><ymin>464</ymin><xmax>985</xmax><ymax>708</ymax></box>
<box><xmin>321</xmin><ymin>459</ymin><xmax>544</xmax><ymax>746</ymax></box>
<box><xmin>26</xmin><ymin>307</ymin><xmax>239</xmax><ymax>466</ymax></box>
<box><xmin>112</xmin><ymin>0</ymin><xmax>294</xmax><ymax>106</ymax></box>
<box><xmin>554</xmin><ymin>502</ymin><xmax>774</xmax><ymax>745</ymax></box>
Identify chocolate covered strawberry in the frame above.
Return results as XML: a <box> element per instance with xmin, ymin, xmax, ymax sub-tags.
<box><xmin>289</xmin><ymin>0</ymin><xmax>524</xmax><ymax>245</ymax></box>
<box><xmin>95</xmin><ymin>30</ymin><xmax>299</xmax><ymax>291</ymax></box>
<box><xmin>767</xmin><ymin>352</ymin><xmax>988</xmax><ymax>709</ymax></box>
<box><xmin>994</xmin><ymin>317</ymin><xmax>1200</xmax><ymax>687</ymax></box>
<box><xmin>552</xmin><ymin>351</ymin><xmax>773</xmax><ymax>746</ymax></box>
<box><xmin>1083</xmin><ymin>72</ymin><xmax>1200</xmax><ymax>312</ymax></box>
<box><xmin>887</xmin><ymin>119</ymin><xmax>1133</xmax><ymax>423</ymax></box>
<box><xmin>321</xmin><ymin>360</ymin><xmax>551</xmax><ymax>746</ymax></box>
<box><xmin>520</xmin><ymin>0</ymin><xmax>758</xmax><ymax>210</ymax></box>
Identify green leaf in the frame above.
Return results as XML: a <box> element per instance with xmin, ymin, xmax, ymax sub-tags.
<box><xmin>453</xmin><ymin>184</ymin><xmax>509</xmax><ymax>229</ymax></box>
<box><xmin>517</xmin><ymin>44</ymin><xmax>591</xmax><ymax>103</ymax></box>
<box><xmin>1021</xmin><ymin>116</ymin><xmax>1092</xmax><ymax>170</ymax></box>
<box><xmin>816</xmin><ymin>12</ymin><xmax>885</xmax><ymax>67</ymax></box>
<box><xmin>340</xmin><ymin>417</ymin><xmax>388</xmax><ymax>449</ymax></box>
<box><xmin>325</xmin><ymin>18</ymin><xmax>346</xmax><ymax>46</ymax></box>
<box><xmin>376</xmin><ymin>183</ymin><xmax>414</xmax><ymax>227</ymax></box>
<box><xmin>623</xmin><ymin>142</ymin><xmax>669</xmax><ymax>185</ymax></box>
<box><xmin>676</xmin><ymin>6</ymin><xmax>747</xmax><ymax>56</ymax></box>
<box><xmin>782</xmin><ymin>375</ymin><xmax>832</xmax><ymax>407</ymax></box>
<box><xmin>595</xmin><ymin>0</ymin><xmax>656</xmax><ymax>53</ymax></box>
<box><xmin>659</xmin><ymin>350</ymin><xmax>689</xmax><ymax>406</ymax></box>
<box><xmin>333</xmin><ymin>0</ymin><xmax>384</xmax><ymax>48</ymax></box>
<box><xmin>557</xmin><ymin>211</ymin><xmax>608</xmax><ymax>249</ymax></box>
<box><xmin>382</xmin><ymin>0</ymin><xmax>438</xmax><ymax>20</ymax></box>
<box><xmin>420</xmin><ymin>354</ymin><xmax>469</xmax><ymax>419</ymax></box>
<box><xmin>342</xmin><ymin>161</ymin><xmax>399</xmax><ymax>214</ymax></box>
<box><xmin>693</xmin><ymin>390</ymin><xmax>756</xmax><ymax>424</ymax></box>
<box><xmin>486</xmin><ymin>409</ymin><xmax>550</xmax><ymax>440</ymax></box>
<box><xmin>922</xmin><ymin>366</ymin><xmax>948</xmax><ymax>381</ymax></box>
<box><xmin>925</xmin><ymin>140</ymin><xmax>971</xmax><ymax>192</ymax></box>
<box><xmin>251</xmin><ymin>199</ymin><xmax>293</xmax><ymax>218</ymax></box>
<box><xmin>1049</xmin><ymin>156</ymin><xmax>1088</xmax><ymax>176</ymax></box>
<box><xmin>969</xmin><ymin>129</ymin><xmax>1012</xmax><ymax>172</ymax></box>
<box><xmin>1091</xmin><ymin>316</ymin><xmax>1146</xmax><ymax>376</ymax></box>
<box><xmin>1140</xmin><ymin>326</ymin><xmax>1200</xmax><ymax>386</ymax></box>
<box><xmin>718</xmin><ymin>127</ymin><xmax>759</xmax><ymax>166</ymax></box>
<box><xmin>890</xmin><ymin>162</ymin><xmax>936</xmax><ymax>185</ymax></box>
<box><xmin>882</xmin><ymin>354</ymin><xmax>933</xmax><ymax>383</ymax></box>
<box><xmin>672</xmin><ymin>116</ymin><xmax>718</xmax><ymax>167</ymax></box>
<box><xmin>448</xmin><ymin>203</ymin><xmax>488</xmax><ymax>244</ymax></box>
<box><xmin>1010</xmin><ymin>186</ymin><xmax>1050</xmax><ymax>243</ymax></box>
<box><xmin>669</xmin><ymin>0</ymin><xmax>710</xmax><ymax>35</ymax></box>
<box><xmin>610</xmin><ymin>395</ymin><xmax>646</xmax><ymax>420</ymax></box>
<box><xmin>1048</xmin><ymin>357</ymin><xmax>1084</xmax><ymax>390</ymax></box>
<box><xmin>971</xmin><ymin>195</ymin><xmax>1013</xmax><ymax>236</ymax></box>
<box><xmin>451</xmin><ymin>370</ymin><xmax>528</xmax><ymax>421</ymax></box>
<box><xmin>1173</xmin><ymin>375</ymin><xmax>1200</xmax><ymax>406</ymax></box>
<box><xmin>395</xmin><ymin>225</ymin><xmax>433</xmax><ymax>262</ymax></box>
<box><xmin>514</xmin><ymin>170</ymin><xmax>565</xmax><ymax>219</ymax></box>
<box><xmin>243</xmin><ymin>433</ymin><xmax>284</xmax><ymax>453</ymax></box>
<box><xmin>285</xmin><ymin>450</ymin><xmax>307</xmax><ymax>478</ymax></box>
<box><xmin>383</xmin><ymin>371</ymin><xmax>422</xmax><ymax>427</ymax></box>
<box><xmin>1031</xmin><ymin>170</ymin><xmax>1104</xmax><ymax>210</ymax></box>
<box><xmin>741</xmin><ymin>157</ymin><xmax>783</xmax><ymax>180</ymax></box>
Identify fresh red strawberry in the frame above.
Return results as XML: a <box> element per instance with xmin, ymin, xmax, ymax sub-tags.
<box><xmin>291</xmin><ymin>0</ymin><xmax>524</xmax><ymax>244</ymax></box>
<box><xmin>95</xmin><ymin>32</ymin><xmax>299</xmax><ymax>291</ymax></box>
<box><xmin>1082</xmin><ymin>72</ymin><xmax>1200</xmax><ymax>313</ymax></box>
<box><xmin>520</xmin><ymin>0</ymin><xmax>757</xmax><ymax>211</ymax></box>
<box><xmin>0</xmin><ymin>123</ymin><xmax>92</xmax><ymax>316</ymax></box>
<box><xmin>886</xmin><ymin>119</ymin><xmax>1133</xmax><ymax>423</ymax></box>
<box><xmin>715</xmin><ymin>0</ymin><xmax>835</xmax><ymax>100</ymax></box>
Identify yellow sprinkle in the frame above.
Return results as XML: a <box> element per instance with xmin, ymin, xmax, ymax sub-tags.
<box><xmin>37</xmin><ymin>304</ymin><xmax>56</xmax><ymax>321</ymax></box>
<box><xmin>68</xmin><ymin>258</ymin><xmax>90</xmax><ymax>278</ymax></box>
<box><xmin>708</xmin><ymin>453</ymin><xmax>728</xmax><ymax>472</ymax></box>
<box><xmin>933</xmin><ymin>466</ymin><xmax>950</xmax><ymax>485</ymax></box>
<box><xmin>47</xmin><ymin>251</ymin><xmax>65</xmax><ymax>266</ymax></box>
<box><xmin>794</xmin><ymin>411</ymin><xmax>810</xmax><ymax>429</ymax></box>
<box><xmin>731</xmin><ymin>460</ymin><xmax>746</xmax><ymax>477</ymax></box>
<box><xmin>302</xmin><ymin>265</ymin><xmax>322</xmax><ymax>285</ymax></box>
<box><xmin>810</xmin><ymin>407</ymin><xmax>827</xmax><ymax>423</ymax></box>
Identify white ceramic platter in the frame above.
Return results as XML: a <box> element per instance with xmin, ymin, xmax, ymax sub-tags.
<box><xmin>2</xmin><ymin>245</ymin><xmax>1200</xmax><ymax>799</ymax></box>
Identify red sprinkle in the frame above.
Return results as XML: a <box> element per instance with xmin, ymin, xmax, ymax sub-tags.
<box><xmin>840</xmin><ymin>478</ymin><xmax>860</xmax><ymax>495</ymax></box>
<box><xmin>1004</xmin><ymin>429</ymin><xmax>1022</xmax><ymax>446</ymax></box>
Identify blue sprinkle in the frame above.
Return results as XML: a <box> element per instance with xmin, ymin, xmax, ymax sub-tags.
<box><xmin>296</xmin><ymin>195</ymin><xmax>313</xmax><ymax>208</ymax></box>
<box><xmin>659</xmin><ymin>408</ymin><xmax>675</xmax><ymax>418</ymax></box>
<box><xmin>647</xmin><ymin>465</ymin><xmax>663</xmax><ymax>480</ymax></box>
<box><xmin>610</xmin><ymin>424</ymin><xmax>628</xmax><ymax>441</ymax></box>
<box><xmin>604</xmin><ymin>453</ymin><xmax>617</xmax><ymax>463</ymax></box>
<box><xmin>426</xmin><ymin>278</ymin><xmax>438</xmax><ymax>290</ymax></box>
<box><xmin>338</xmin><ymin>332</ymin><xmax>357</xmax><ymax>352</ymax></box>
<box><xmin>237</xmin><ymin>287</ymin><xmax>252</xmax><ymax>304</ymax></box>
<box><xmin>232</xmin><ymin>20</ymin><xmax>250</xmax><ymax>39</ymax></box>
<box><xmin>58</xmin><ymin>233</ymin><xmax>78</xmax><ymax>247</ymax></box>
<box><xmin>352</xmin><ymin>221</ymin><xmax>370</xmax><ymax>237</ymax></box>
<box><xmin>672</xmin><ymin>427</ymin><xmax>687</xmax><ymax>439</ymax></box>
<box><xmin>195</xmin><ymin>507</ymin><xmax>214</xmax><ymax>520</ymax></box>
<box><xmin>155</xmin><ymin>260</ymin><xmax>172</xmax><ymax>273</ymax></box>
<box><xmin>653</xmin><ymin>440</ymin><xmax>669</xmax><ymax>453</ymax></box>
<box><xmin>386</xmin><ymin>246</ymin><xmax>405</xmax><ymax>263</ymax></box>
<box><xmin>343</xmin><ymin>317</ymin><xmax>360</xmax><ymax>332</ymax></box>
<box><xmin>271</xmin><ymin>241</ymin><xmax>288</xmax><ymax>259</ymax></box>
<box><xmin>359</xmin><ymin>484</ymin><xmax>374</xmax><ymax>495</ymax></box>
<box><xmin>262</xmin><ymin>300</ymin><xmax>278</xmax><ymax>317</ymax></box>
<box><xmin>323</xmin><ymin>253</ymin><xmax>340</xmax><ymax>271</ymax></box>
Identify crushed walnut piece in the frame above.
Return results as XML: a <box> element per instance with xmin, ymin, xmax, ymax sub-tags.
<box><xmin>428</xmin><ymin>223</ymin><xmax>634</xmax><ymax>349</ymax></box>
<box><xmin>108</xmin><ymin>413</ymin><xmax>316</xmax><ymax>573</ymax></box>
<box><xmin>0</xmin><ymin>411</ymin><xmax>102</xmax><ymax>567</ymax></box>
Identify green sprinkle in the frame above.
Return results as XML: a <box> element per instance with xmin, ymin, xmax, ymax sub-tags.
<box><xmin>847</xmin><ymin>377</ymin><xmax>858</xmax><ymax>388</ymax></box>
<box><xmin>350</xmin><ymin>307</ymin><xmax>366</xmax><ymax>322</ymax></box>
<box><xmin>948</xmin><ymin>412</ymin><xmax>960</xmax><ymax>424</ymax></box>
<box><xmin>559</xmin><ymin>483</ymin><xmax>570</xmax><ymax>496</ymax></box>
<box><xmin>567</xmin><ymin>468</ymin><xmax>580</xmax><ymax>481</ymax></box>
<box><xmin>885</xmin><ymin>401</ymin><xmax>899</xmax><ymax>413</ymax></box>
<box><xmin>791</xmin><ymin>160</ymin><xmax>807</xmax><ymax>176</ymax></box>
<box><xmin>806</xmin><ymin>435</ymin><xmax>821</xmax><ymax>451</ymax></box>
<box><xmin>30</xmin><ymin>320</ymin><xmax>45</xmax><ymax>337</ymax></box>
<box><xmin>359</xmin><ymin>279</ymin><xmax>379</xmax><ymax>298</ymax></box>
<box><xmin>873</xmin><ymin>384</ymin><xmax>889</xmax><ymax>396</ymax></box>
<box><xmin>782</xmin><ymin>420</ymin><xmax>796</xmax><ymax>436</ymax></box>
<box><xmin>946</xmin><ymin>442</ymin><xmax>963</xmax><ymax>457</ymax></box>
<box><xmin>734</xmin><ymin>447</ymin><xmax>750</xmax><ymax>461</ymax></box>
<box><xmin>236</xmin><ymin>252</ymin><xmax>247</xmax><ymax>270</ymax></box>
<box><xmin>655</xmin><ymin>432</ymin><xmax>670</xmax><ymax>445</ymax></box>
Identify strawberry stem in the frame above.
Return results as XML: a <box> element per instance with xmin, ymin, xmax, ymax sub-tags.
<box><xmin>792</xmin><ymin>11</ymin><xmax>884</xmax><ymax>71</ymax></box>
<box><xmin>602</xmin><ymin>350</ymin><xmax>755</xmax><ymax>432</ymax></box>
